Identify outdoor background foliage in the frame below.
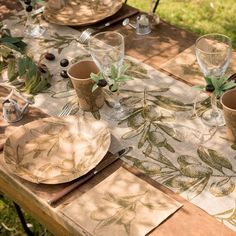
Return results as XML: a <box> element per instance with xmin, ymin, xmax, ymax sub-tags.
<box><xmin>129</xmin><ymin>0</ymin><xmax>236</xmax><ymax>48</ymax></box>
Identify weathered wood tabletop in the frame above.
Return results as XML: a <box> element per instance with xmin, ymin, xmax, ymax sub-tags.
<box><xmin>0</xmin><ymin>2</ymin><xmax>235</xmax><ymax>236</ymax></box>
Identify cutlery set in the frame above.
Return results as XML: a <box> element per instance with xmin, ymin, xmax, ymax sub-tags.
<box><xmin>78</xmin><ymin>6</ymin><xmax>139</xmax><ymax>44</ymax></box>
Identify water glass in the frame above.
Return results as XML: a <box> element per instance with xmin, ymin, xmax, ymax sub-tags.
<box><xmin>195</xmin><ymin>33</ymin><xmax>232</xmax><ymax>126</ymax></box>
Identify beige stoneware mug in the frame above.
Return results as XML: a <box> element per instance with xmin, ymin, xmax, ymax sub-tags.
<box><xmin>221</xmin><ymin>89</ymin><xmax>236</xmax><ymax>142</ymax></box>
<box><xmin>68</xmin><ymin>60</ymin><xmax>104</xmax><ymax>112</ymax></box>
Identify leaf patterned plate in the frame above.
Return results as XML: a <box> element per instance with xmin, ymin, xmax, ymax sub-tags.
<box><xmin>3</xmin><ymin>116</ymin><xmax>111</xmax><ymax>184</ymax></box>
<box><xmin>44</xmin><ymin>0</ymin><xmax>123</xmax><ymax>26</ymax></box>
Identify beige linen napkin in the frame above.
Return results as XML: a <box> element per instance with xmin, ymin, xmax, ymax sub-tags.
<box><xmin>61</xmin><ymin>167</ymin><xmax>182</xmax><ymax>236</ymax></box>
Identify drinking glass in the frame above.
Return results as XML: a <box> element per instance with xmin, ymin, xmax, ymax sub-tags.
<box><xmin>88</xmin><ymin>31</ymin><xmax>127</xmax><ymax>119</ymax></box>
<box><xmin>195</xmin><ymin>33</ymin><xmax>232</xmax><ymax>126</ymax></box>
<box><xmin>19</xmin><ymin>0</ymin><xmax>45</xmax><ymax>38</ymax></box>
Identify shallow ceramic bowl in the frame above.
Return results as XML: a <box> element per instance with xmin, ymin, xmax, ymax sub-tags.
<box><xmin>4</xmin><ymin>116</ymin><xmax>111</xmax><ymax>184</ymax></box>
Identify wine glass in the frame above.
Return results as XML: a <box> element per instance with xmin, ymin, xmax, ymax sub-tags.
<box><xmin>88</xmin><ymin>31</ymin><xmax>127</xmax><ymax>119</ymax></box>
<box><xmin>195</xmin><ymin>33</ymin><xmax>232</xmax><ymax>126</ymax></box>
<box><xmin>19</xmin><ymin>0</ymin><xmax>45</xmax><ymax>38</ymax></box>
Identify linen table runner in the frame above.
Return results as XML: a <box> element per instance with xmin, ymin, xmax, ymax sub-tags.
<box><xmin>1</xmin><ymin>13</ymin><xmax>236</xmax><ymax>232</ymax></box>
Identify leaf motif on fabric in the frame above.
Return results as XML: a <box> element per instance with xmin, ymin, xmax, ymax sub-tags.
<box><xmin>164</xmin><ymin>175</ymin><xmax>199</xmax><ymax>192</ymax></box>
<box><xmin>120</xmin><ymin>96</ymin><xmax>142</xmax><ymax>107</ymax></box>
<box><xmin>180</xmin><ymin>164</ymin><xmax>213</xmax><ymax>178</ymax></box>
<box><xmin>155</xmin><ymin>123</ymin><xmax>183</xmax><ymax>142</ymax></box>
<box><xmin>122</xmin><ymin>124</ymin><xmax>145</xmax><ymax>140</ymax></box>
<box><xmin>187</xmin><ymin>177</ymin><xmax>209</xmax><ymax>200</ymax></box>
<box><xmin>207</xmin><ymin>149</ymin><xmax>233</xmax><ymax>170</ymax></box>
<box><xmin>197</xmin><ymin>146</ymin><xmax>223</xmax><ymax>173</ymax></box>
<box><xmin>142</xmin><ymin>105</ymin><xmax>160</xmax><ymax>121</ymax></box>
<box><xmin>152</xmin><ymin>95</ymin><xmax>192</xmax><ymax>112</ymax></box>
<box><xmin>149</xmin><ymin>131</ymin><xmax>165</xmax><ymax>148</ymax></box>
<box><xmin>177</xmin><ymin>155</ymin><xmax>201</xmax><ymax>166</ymax></box>
<box><xmin>127</xmin><ymin>112</ymin><xmax>145</xmax><ymax>129</ymax></box>
<box><xmin>210</xmin><ymin>178</ymin><xmax>235</xmax><ymax>197</ymax></box>
<box><xmin>138</xmin><ymin>125</ymin><xmax>149</xmax><ymax>148</ymax></box>
<box><xmin>156</xmin><ymin>154</ymin><xmax>177</xmax><ymax>169</ymax></box>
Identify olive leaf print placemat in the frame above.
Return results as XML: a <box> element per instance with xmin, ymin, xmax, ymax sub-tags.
<box><xmin>160</xmin><ymin>45</ymin><xmax>236</xmax><ymax>86</ymax></box>
<box><xmin>62</xmin><ymin>167</ymin><xmax>182</xmax><ymax>236</ymax></box>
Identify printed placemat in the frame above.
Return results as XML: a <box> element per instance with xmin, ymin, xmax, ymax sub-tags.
<box><xmin>61</xmin><ymin>167</ymin><xmax>182</xmax><ymax>236</ymax></box>
<box><xmin>160</xmin><ymin>45</ymin><xmax>236</xmax><ymax>86</ymax></box>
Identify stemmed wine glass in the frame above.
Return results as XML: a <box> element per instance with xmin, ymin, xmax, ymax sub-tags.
<box><xmin>88</xmin><ymin>31</ymin><xmax>127</xmax><ymax>119</ymax></box>
<box><xmin>19</xmin><ymin>0</ymin><xmax>45</xmax><ymax>38</ymax></box>
<box><xmin>195</xmin><ymin>33</ymin><xmax>232</xmax><ymax>126</ymax></box>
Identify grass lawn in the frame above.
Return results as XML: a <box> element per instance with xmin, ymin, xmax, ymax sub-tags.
<box><xmin>1</xmin><ymin>1</ymin><xmax>236</xmax><ymax>235</ymax></box>
<box><xmin>128</xmin><ymin>0</ymin><xmax>236</xmax><ymax>48</ymax></box>
<box><xmin>0</xmin><ymin>194</ymin><xmax>52</xmax><ymax>235</ymax></box>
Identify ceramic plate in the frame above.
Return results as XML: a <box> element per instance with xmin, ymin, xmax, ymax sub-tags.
<box><xmin>44</xmin><ymin>0</ymin><xmax>123</xmax><ymax>26</ymax></box>
<box><xmin>4</xmin><ymin>116</ymin><xmax>111</xmax><ymax>184</ymax></box>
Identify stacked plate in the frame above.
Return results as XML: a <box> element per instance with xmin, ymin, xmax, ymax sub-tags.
<box><xmin>4</xmin><ymin>116</ymin><xmax>111</xmax><ymax>184</ymax></box>
<box><xmin>43</xmin><ymin>0</ymin><xmax>123</xmax><ymax>26</ymax></box>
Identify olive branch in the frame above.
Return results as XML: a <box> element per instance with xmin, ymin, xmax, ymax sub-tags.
<box><xmin>193</xmin><ymin>76</ymin><xmax>236</xmax><ymax>97</ymax></box>
<box><xmin>90</xmin><ymin>64</ymin><xmax>132</xmax><ymax>92</ymax></box>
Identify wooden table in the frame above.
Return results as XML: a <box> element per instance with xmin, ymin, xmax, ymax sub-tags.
<box><xmin>0</xmin><ymin>3</ymin><xmax>235</xmax><ymax>236</ymax></box>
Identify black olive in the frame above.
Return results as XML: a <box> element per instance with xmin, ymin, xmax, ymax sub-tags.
<box><xmin>45</xmin><ymin>53</ymin><xmax>55</xmax><ymax>61</ymax></box>
<box><xmin>24</xmin><ymin>0</ymin><xmax>31</xmax><ymax>5</ymax></box>
<box><xmin>205</xmin><ymin>84</ymin><xmax>215</xmax><ymax>92</ymax></box>
<box><xmin>97</xmin><ymin>79</ymin><xmax>107</xmax><ymax>87</ymax></box>
<box><xmin>109</xmin><ymin>85</ymin><xmax>118</xmax><ymax>92</ymax></box>
<box><xmin>38</xmin><ymin>63</ymin><xmax>47</xmax><ymax>73</ymax></box>
<box><xmin>26</xmin><ymin>5</ymin><xmax>33</xmax><ymax>12</ymax></box>
<box><xmin>60</xmin><ymin>59</ymin><xmax>69</xmax><ymax>67</ymax></box>
<box><xmin>60</xmin><ymin>70</ymin><xmax>69</xmax><ymax>78</ymax></box>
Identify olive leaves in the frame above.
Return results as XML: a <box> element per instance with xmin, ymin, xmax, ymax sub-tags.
<box><xmin>214</xmin><ymin>200</ymin><xmax>236</xmax><ymax>227</ymax></box>
<box><xmin>38</xmin><ymin>32</ymin><xmax>80</xmax><ymax>54</ymax></box>
<box><xmin>125</xmin><ymin>146</ymin><xmax>236</xmax><ymax>200</ymax></box>
<box><xmin>193</xmin><ymin>76</ymin><xmax>236</xmax><ymax>98</ymax></box>
<box><xmin>168</xmin><ymin>147</ymin><xmax>236</xmax><ymax>198</ymax></box>
<box><xmin>119</xmin><ymin>89</ymin><xmax>186</xmax><ymax>155</ymax></box>
<box><xmin>91</xmin><ymin>191</ymin><xmax>159</xmax><ymax>235</ymax></box>
<box><xmin>0</xmin><ymin>28</ymin><xmax>52</xmax><ymax>94</ymax></box>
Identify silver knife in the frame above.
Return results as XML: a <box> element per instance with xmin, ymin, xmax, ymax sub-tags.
<box><xmin>48</xmin><ymin>146</ymin><xmax>132</xmax><ymax>205</ymax></box>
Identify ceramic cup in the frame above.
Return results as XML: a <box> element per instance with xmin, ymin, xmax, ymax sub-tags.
<box><xmin>67</xmin><ymin>60</ymin><xmax>104</xmax><ymax>112</ymax></box>
<box><xmin>221</xmin><ymin>89</ymin><xmax>236</xmax><ymax>142</ymax></box>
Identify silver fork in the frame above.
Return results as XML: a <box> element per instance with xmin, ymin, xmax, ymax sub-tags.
<box><xmin>58</xmin><ymin>103</ymin><xmax>73</xmax><ymax>117</ymax></box>
<box><xmin>78</xmin><ymin>28</ymin><xmax>96</xmax><ymax>44</ymax></box>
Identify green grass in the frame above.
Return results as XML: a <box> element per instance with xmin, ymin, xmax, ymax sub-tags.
<box><xmin>2</xmin><ymin>1</ymin><xmax>236</xmax><ymax>235</ymax></box>
<box><xmin>128</xmin><ymin>0</ymin><xmax>236</xmax><ymax>48</ymax></box>
<box><xmin>0</xmin><ymin>194</ymin><xmax>52</xmax><ymax>236</ymax></box>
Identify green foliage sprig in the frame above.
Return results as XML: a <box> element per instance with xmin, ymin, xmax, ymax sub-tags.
<box><xmin>0</xmin><ymin>23</ymin><xmax>27</xmax><ymax>53</ymax></box>
<box><xmin>0</xmin><ymin>25</ymin><xmax>51</xmax><ymax>94</ymax></box>
<box><xmin>193</xmin><ymin>76</ymin><xmax>236</xmax><ymax>97</ymax></box>
<box><xmin>90</xmin><ymin>64</ymin><xmax>132</xmax><ymax>92</ymax></box>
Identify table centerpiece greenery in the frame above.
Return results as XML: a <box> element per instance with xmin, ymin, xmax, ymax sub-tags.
<box><xmin>0</xmin><ymin>23</ymin><xmax>52</xmax><ymax>95</ymax></box>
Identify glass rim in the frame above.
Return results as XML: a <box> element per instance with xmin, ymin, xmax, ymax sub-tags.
<box><xmin>195</xmin><ymin>33</ymin><xmax>232</xmax><ymax>54</ymax></box>
<box><xmin>88</xmin><ymin>31</ymin><xmax>124</xmax><ymax>51</ymax></box>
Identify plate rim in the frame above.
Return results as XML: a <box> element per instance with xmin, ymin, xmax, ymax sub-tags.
<box><xmin>43</xmin><ymin>0</ymin><xmax>123</xmax><ymax>26</ymax></box>
<box><xmin>3</xmin><ymin>116</ymin><xmax>111</xmax><ymax>184</ymax></box>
